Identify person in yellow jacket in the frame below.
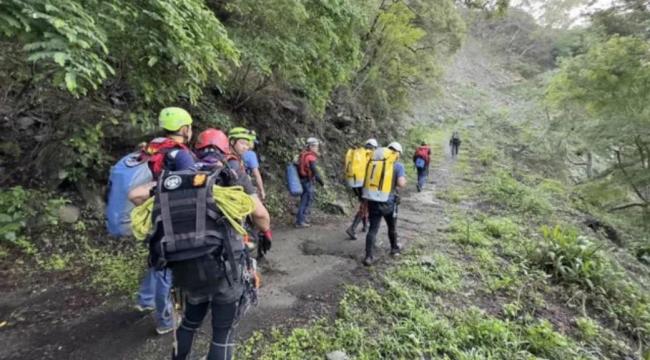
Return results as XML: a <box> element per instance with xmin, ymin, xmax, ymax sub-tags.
<box><xmin>345</xmin><ymin>138</ymin><xmax>378</xmax><ymax>240</ymax></box>
<box><xmin>362</xmin><ymin>142</ymin><xmax>407</xmax><ymax>266</ymax></box>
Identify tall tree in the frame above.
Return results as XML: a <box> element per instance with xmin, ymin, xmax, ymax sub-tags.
<box><xmin>548</xmin><ymin>36</ymin><xmax>650</xmax><ymax>213</ymax></box>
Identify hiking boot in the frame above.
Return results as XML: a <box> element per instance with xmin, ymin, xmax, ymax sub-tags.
<box><xmin>362</xmin><ymin>256</ymin><xmax>375</xmax><ymax>267</ymax></box>
<box><xmin>390</xmin><ymin>245</ymin><xmax>402</xmax><ymax>257</ymax></box>
<box><xmin>416</xmin><ymin>184</ymin><xmax>421</xmax><ymax>192</ymax></box>
<box><xmin>345</xmin><ymin>226</ymin><xmax>357</xmax><ymax>240</ymax></box>
<box><xmin>134</xmin><ymin>304</ymin><xmax>155</xmax><ymax>312</ymax></box>
<box><xmin>156</xmin><ymin>325</ymin><xmax>174</xmax><ymax>335</ymax></box>
<box><xmin>295</xmin><ymin>223</ymin><xmax>312</xmax><ymax>228</ymax></box>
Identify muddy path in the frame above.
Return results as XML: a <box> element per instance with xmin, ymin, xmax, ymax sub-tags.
<box><xmin>0</xmin><ymin>142</ymin><xmax>461</xmax><ymax>360</ymax></box>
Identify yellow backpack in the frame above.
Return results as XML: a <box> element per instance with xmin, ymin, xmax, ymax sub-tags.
<box><xmin>362</xmin><ymin>147</ymin><xmax>399</xmax><ymax>202</ymax></box>
<box><xmin>345</xmin><ymin>148</ymin><xmax>372</xmax><ymax>188</ymax></box>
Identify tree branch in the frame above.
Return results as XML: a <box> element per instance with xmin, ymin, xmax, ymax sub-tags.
<box><xmin>609</xmin><ymin>203</ymin><xmax>647</xmax><ymax>212</ymax></box>
<box><xmin>615</xmin><ymin>148</ymin><xmax>648</xmax><ymax>203</ymax></box>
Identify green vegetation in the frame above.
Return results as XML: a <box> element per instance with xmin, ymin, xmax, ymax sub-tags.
<box><xmin>240</xmin><ymin>255</ymin><xmax>589</xmax><ymax>360</ymax></box>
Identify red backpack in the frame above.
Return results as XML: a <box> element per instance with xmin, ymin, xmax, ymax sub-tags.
<box><xmin>143</xmin><ymin>137</ymin><xmax>190</xmax><ymax>179</ymax></box>
<box><xmin>415</xmin><ymin>146</ymin><xmax>430</xmax><ymax>164</ymax></box>
<box><xmin>298</xmin><ymin>150</ymin><xmax>317</xmax><ymax>178</ymax></box>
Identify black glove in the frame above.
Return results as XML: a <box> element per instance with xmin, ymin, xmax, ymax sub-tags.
<box><xmin>259</xmin><ymin>229</ymin><xmax>272</xmax><ymax>255</ymax></box>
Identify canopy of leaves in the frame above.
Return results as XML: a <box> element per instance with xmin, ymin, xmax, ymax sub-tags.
<box><xmin>353</xmin><ymin>0</ymin><xmax>466</xmax><ymax>119</ymax></box>
<box><xmin>591</xmin><ymin>0</ymin><xmax>650</xmax><ymax>39</ymax></box>
<box><xmin>221</xmin><ymin>0</ymin><xmax>368</xmax><ymax>113</ymax></box>
<box><xmin>0</xmin><ymin>0</ymin><xmax>239</xmax><ymax>103</ymax></box>
<box><xmin>548</xmin><ymin>36</ymin><xmax>650</xmax><ymax>210</ymax></box>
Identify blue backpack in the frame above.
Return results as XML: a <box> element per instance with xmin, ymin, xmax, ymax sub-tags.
<box><xmin>286</xmin><ymin>163</ymin><xmax>303</xmax><ymax>197</ymax></box>
<box><xmin>415</xmin><ymin>157</ymin><xmax>426</xmax><ymax>169</ymax></box>
<box><xmin>106</xmin><ymin>152</ymin><xmax>153</xmax><ymax>236</ymax></box>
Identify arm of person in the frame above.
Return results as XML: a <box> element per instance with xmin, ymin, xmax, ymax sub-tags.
<box><xmin>396</xmin><ymin>175</ymin><xmax>407</xmax><ymax>189</ymax></box>
<box><xmin>251</xmin><ymin>168</ymin><xmax>266</xmax><ymax>201</ymax></box>
<box><xmin>310</xmin><ymin>161</ymin><xmax>324</xmax><ymax>186</ymax></box>
<box><xmin>395</xmin><ymin>162</ymin><xmax>407</xmax><ymax>189</ymax></box>
<box><xmin>128</xmin><ymin>181</ymin><xmax>156</xmax><ymax>206</ymax></box>
<box><xmin>250</xmin><ymin>195</ymin><xmax>271</xmax><ymax>232</ymax></box>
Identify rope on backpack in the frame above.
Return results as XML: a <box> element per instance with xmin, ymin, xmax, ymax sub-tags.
<box><xmin>130</xmin><ymin>185</ymin><xmax>255</xmax><ymax>241</ymax></box>
<box><xmin>211</xmin><ymin>185</ymin><xmax>255</xmax><ymax>235</ymax></box>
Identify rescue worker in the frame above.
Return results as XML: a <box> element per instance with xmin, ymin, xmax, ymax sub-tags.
<box><xmin>345</xmin><ymin>138</ymin><xmax>379</xmax><ymax>239</ymax></box>
<box><xmin>363</xmin><ymin>142</ymin><xmax>407</xmax><ymax>266</ymax></box>
<box><xmin>129</xmin><ymin>127</ymin><xmax>271</xmax><ymax>360</ymax></box>
<box><xmin>227</xmin><ymin>128</ymin><xmax>265</xmax><ymax>198</ymax></box>
<box><xmin>296</xmin><ymin>137</ymin><xmax>324</xmax><ymax>228</ymax></box>
<box><xmin>135</xmin><ymin>107</ymin><xmax>196</xmax><ymax>335</ymax></box>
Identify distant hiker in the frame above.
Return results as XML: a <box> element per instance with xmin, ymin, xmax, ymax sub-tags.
<box><xmin>129</xmin><ymin>127</ymin><xmax>271</xmax><ymax>360</ymax></box>
<box><xmin>345</xmin><ymin>138</ymin><xmax>379</xmax><ymax>239</ymax></box>
<box><xmin>413</xmin><ymin>142</ymin><xmax>431</xmax><ymax>192</ymax></box>
<box><xmin>450</xmin><ymin>131</ymin><xmax>461</xmax><ymax>157</ymax></box>
<box><xmin>296</xmin><ymin>137</ymin><xmax>324</xmax><ymax>228</ymax></box>
<box><xmin>362</xmin><ymin>142</ymin><xmax>407</xmax><ymax>266</ymax></box>
<box><xmin>135</xmin><ymin>107</ymin><xmax>196</xmax><ymax>335</ymax></box>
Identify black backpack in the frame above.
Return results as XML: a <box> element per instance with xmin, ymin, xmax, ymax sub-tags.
<box><xmin>148</xmin><ymin>168</ymin><xmax>244</xmax><ymax>291</ymax></box>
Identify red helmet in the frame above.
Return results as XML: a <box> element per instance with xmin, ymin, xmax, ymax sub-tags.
<box><xmin>196</xmin><ymin>128</ymin><xmax>229</xmax><ymax>153</ymax></box>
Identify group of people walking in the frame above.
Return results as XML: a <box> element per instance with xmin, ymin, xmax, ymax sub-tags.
<box><xmin>106</xmin><ymin>107</ymin><xmax>271</xmax><ymax>359</ymax></box>
<box><xmin>105</xmin><ymin>108</ymin><xmax>462</xmax><ymax>359</ymax></box>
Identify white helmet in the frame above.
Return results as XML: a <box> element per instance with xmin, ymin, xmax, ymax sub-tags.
<box><xmin>306</xmin><ymin>137</ymin><xmax>320</xmax><ymax>146</ymax></box>
<box><xmin>387</xmin><ymin>141</ymin><xmax>403</xmax><ymax>154</ymax></box>
<box><xmin>365</xmin><ymin>138</ymin><xmax>379</xmax><ymax>148</ymax></box>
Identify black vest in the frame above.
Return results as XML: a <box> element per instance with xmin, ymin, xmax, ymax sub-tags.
<box><xmin>148</xmin><ymin>169</ymin><xmax>244</xmax><ymax>286</ymax></box>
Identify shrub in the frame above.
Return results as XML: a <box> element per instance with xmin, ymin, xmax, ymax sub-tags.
<box><xmin>529</xmin><ymin>225</ymin><xmax>608</xmax><ymax>289</ymax></box>
<box><xmin>0</xmin><ymin>187</ymin><xmax>67</xmax><ymax>255</ymax></box>
<box><xmin>482</xmin><ymin>170</ymin><xmax>552</xmax><ymax>215</ymax></box>
<box><xmin>483</xmin><ymin>217</ymin><xmax>520</xmax><ymax>239</ymax></box>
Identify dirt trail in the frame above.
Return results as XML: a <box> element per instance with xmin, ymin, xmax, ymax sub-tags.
<box><xmin>0</xmin><ymin>140</ymin><xmax>461</xmax><ymax>360</ymax></box>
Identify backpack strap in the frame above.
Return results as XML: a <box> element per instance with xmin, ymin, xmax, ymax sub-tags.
<box><xmin>377</xmin><ymin>158</ymin><xmax>387</xmax><ymax>193</ymax></box>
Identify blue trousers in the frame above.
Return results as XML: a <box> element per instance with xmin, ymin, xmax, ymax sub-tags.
<box><xmin>296</xmin><ymin>180</ymin><xmax>315</xmax><ymax>225</ymax></box>
<box><xmin>417</xmin><ymin>167</ymin><xmax>428</xmax><ymax>189</ymax></box>
<box><xmin>137</xmin><ymin>267</ymin><xmax>173</xmax><ymax>328</ymax></box>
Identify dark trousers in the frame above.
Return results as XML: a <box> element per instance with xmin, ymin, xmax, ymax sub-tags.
<box><xmin>365</xmin><ymin>201</ymin><xmax>398</xmax><ymax>258</ymax></box>
<box><xmin>451</xmin><ymin>143</ymin><xmax>460</xmax><ymax>156</ymax></box>
<box><xmin>416</xmin><ymin>167</ymin><xmax>428</xmax><ymax>189</ymax></box>
<box><xmin>172</xmin><ymin>300</ymin><xmax>239</xmax><ymax>360</ymax></box>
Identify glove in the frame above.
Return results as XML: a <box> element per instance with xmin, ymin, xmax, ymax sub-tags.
<box><xmin>259</xmin><ymin>229</ymin><xmax>272</xmax><ymax>255</ymax></box>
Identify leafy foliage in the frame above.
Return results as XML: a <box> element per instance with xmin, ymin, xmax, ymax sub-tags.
<box><xmin>354</xmin><ymin>0</ymin><xmax>465</xmax><ymax>119</ymax></box>
<box><xmin>548</xmin><ymin>36</ymin><xmax>650</xmax><ymax>213</ymax></box>
<box><xmin>222</xmin><ymin>0</ymin><xmax>366</xmax><ymax>113</ymax></box>
<box><xmin>0</xmin><ymin>187</ymin><xmax>67</xmax><ymax>255</ymax></box>
<box><xmin>0</xmin><ymin>0</ymin><xmax>238</xmax><ymax>103</ymax></box>
<box><xmin>481</xmin><ymin>170</ymin><xmax>552</xmax><ymax>215</ymax></box>
<box><xmin>240</xmin><ymin>253</ymin><xmax>590</xmax><ymax>359</ymax></box>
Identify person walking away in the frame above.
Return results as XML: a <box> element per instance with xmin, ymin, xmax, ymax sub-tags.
<box><xmin>450</xmin><ymin>131</ymin><xmax>461</xmax><ymax>157</ymax></box>
<box><xmin>413</xmin><ymin>142</ymin><xmax>431</xmax><ymax>192</ymax></box>
<box><xmin>345</xmin><ymin>138</ymin><xmax>379</xmax><ymax>239</ymax></box>
<box><xmin>296</xmin><ymin>137</ymin><xmax>324</xmax><ymax>228</ymax></box>
<box><xmin>233</xmin><ymin>130</ymin><xmax>266</xmax><ymax>201</ymax></box>
<box><xmin>134</xmin><ymin>107</ymin><xmax>197</xmax><ymax>335</ymax></box>
<box><xmin>195</xmin><ymin>128</ymin><xmax>272</xmax><ymax>257</ymax></box>
<box><xmin>128</xmin><ymin>138</ymin><xmax>271</xmax><ymax>360</ymax></box>
<box><xmin>362</xmin><ymin>142</ymin><xmax>407</xmax><ymax>266</ymax></box>
<box><xmin>227</xmin><ymin>127</ymin><xmax>272</xmax><ymax>258</ymax></box>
